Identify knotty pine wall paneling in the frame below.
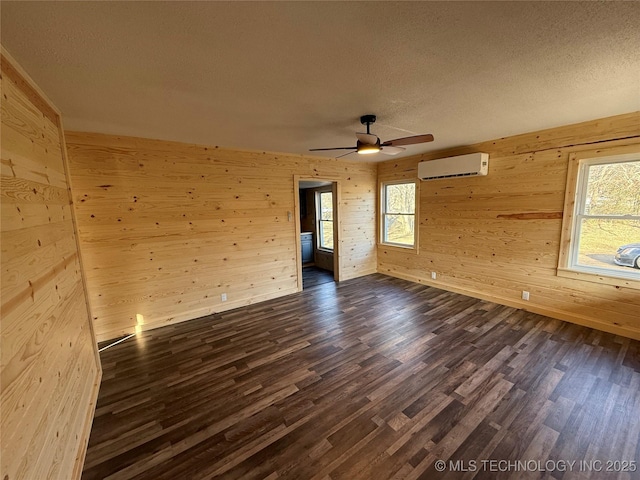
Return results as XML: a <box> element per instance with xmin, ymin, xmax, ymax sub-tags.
<box><xmin>1</xmin><ymin>49</ymin><xmax>101</xmax><ymax>480</ymax></box>
<box><xmin>65</xmin><ymin>133</ymin><xmax>377</xmax><ymax>341</ymax></box>
<box><xmin>378</xmin><ymin>112</ymin><xmax>640</xmax><ymax>340</ymax></box>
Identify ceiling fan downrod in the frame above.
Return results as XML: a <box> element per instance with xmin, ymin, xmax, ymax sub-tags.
<box><xmin>360</xmin><ymin>114</ymin><xmax>376</xmax><ymax>135</ymax></box>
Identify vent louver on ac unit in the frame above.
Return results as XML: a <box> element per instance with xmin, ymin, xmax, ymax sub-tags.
<box><xmin>418</xmin><ymin>153</ymin><xmax>489</xmax><ymax>181</ymax></box>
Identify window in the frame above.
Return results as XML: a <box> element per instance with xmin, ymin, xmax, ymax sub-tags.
<box><xmin>381</xmin><ymin>181</ymin><xmax>417</xmax><ymax>248</ymax></box>
<box><xmin>559</xmin><ymin>146</ymin><xmax>640</xmax><ymax>284</ymax></box>
<box><xmin>318</xmin><ymin>191</ymin><xmax>333</xmax><ymax>250</ymax></box>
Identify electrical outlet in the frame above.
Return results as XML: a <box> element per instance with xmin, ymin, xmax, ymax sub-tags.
<box><xmin>522</xmin><ymin>291</ymin><xmax>530</xmax><ymax>301</ymax></box>
<box><xmin>431</xmin><ymin>271</ymin><xmax>437</xmax><ymax>280</ymax></box>
<box><xmin>221</xmin><ymin>293</ymin><xmax>227</xmax><ymax>302</ymax></box>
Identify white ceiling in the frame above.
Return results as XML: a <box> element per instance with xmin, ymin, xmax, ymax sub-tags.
<box><xmin>2</xmin><ymin>1</ymin><xmax>639</xmax><ymax>161</ymax></box>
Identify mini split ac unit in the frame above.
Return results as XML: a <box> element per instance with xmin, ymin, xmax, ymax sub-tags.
<box><xmin>418</xmin><ymin>153</ymin><xmax>489</xmax><ymax>181</ymax></box>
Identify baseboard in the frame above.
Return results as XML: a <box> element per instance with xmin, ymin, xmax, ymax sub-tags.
<box><xmin>71</xmin><ymin>369</ymin><xmax>102</xmax><ymax>479</ymax></box>
<box><xmin>380</xmin><ymin>269</ymin><xmax>640</xmax><ymax>341</ymax></box>
<box><xmin>97</xmin><ymin>287</ymin><xmax>300</xmax><ymax>342</ymax></box>
<box><xmin>339</xmin><ymin>267</ymin><xmax>378</xmax><ymax>282</ymax></box>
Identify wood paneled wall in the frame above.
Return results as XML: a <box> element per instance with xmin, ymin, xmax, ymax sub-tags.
<box><xmin>65</xmin><ymin>133</ymin><xmax>377</xmax><ymax>341</ymax></box>
<box><xmin>1</xmin><ymin>50</ymin><xmax>101</xmax><ymax>479</ymax></box>
<box><xmin>378</xmin><ymin>112</ymin><xmax>640</xmax><ymax>340</ymax></box>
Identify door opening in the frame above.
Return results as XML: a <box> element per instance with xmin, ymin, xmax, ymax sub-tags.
<box><xmin>294</xmin><ymin>177</ymin><xmax>339</xmax><ymax>291</ymax></box>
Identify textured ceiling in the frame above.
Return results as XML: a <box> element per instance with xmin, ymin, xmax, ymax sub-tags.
<box><xmin>2</xmin><ymin>1</ymin><xmax>639</xmax><ymax>161</ymax></box>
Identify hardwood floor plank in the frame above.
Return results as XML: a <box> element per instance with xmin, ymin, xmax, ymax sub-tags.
<box><xmin>83</xmin><ymin>274</ymin><xmax>640</xmax><ymax>479</ymax></box>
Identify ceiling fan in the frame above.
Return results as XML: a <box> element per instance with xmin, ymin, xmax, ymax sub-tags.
<box><xmin>310</xmin><ymin>114</ymin><xmax>434</xmax><ymax>156</ymax></box>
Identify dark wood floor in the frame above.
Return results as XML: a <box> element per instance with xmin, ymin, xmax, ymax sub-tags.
<box><xmin>83</xmin><ymin>274</ymin><xmax>640</xmax><ymax>480</ymax></box>
<box><xmin>303</xmin><ymin>266</ymin><xmax>335</xmax><ymax>289</ymax></box>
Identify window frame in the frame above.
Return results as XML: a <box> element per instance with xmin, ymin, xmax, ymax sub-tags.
<box><xmin>558</xmin><ymin>143</ymin><xmax>640</xmax><ymax>289</ymax></box>
<box><xmin>317</xmin><ymin>190</ymin><xmax>334</xmax><ymax>252</ymax></box>
<box><xmin>379</xmin><ymin>179</ymin><xmax>418</xmax><ymax>251</ymax></box>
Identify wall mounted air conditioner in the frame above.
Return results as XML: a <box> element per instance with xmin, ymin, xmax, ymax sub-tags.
<box><xmin>418</xmin><ymin>153</ymin><xmax>489</xmax><ymax>181</ymax></box>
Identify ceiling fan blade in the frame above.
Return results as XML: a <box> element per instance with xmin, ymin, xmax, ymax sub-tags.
<box><xmin>380</xmin><ymin>146</ymin><xmax>406</xmax><ymax>155</ymax></box>
<box><xmin>382</xmin><ymin>134</ymin><xmax>434</xmax><ymax>147</ymax></box>
<box><xmin>309</xmin><ymin>147</ymin><xmax>357</xmax><ymax>151</ymax></box>
<box><xmin>356</xmin><ymin>133</ymin><xmax>379</xmax><ymax>145</ymax></box>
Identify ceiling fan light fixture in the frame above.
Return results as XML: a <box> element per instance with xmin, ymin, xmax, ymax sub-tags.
<box><xmin>357</xmin><ymin>140</ymin><xmax>380</xmax><ymax>155</ymax></box>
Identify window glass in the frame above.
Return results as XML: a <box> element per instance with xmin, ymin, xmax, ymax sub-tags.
<box><xmin>382</xmin><ymin>182</ymin><xmax>416</xmax><ymax>247</ymax></box>
<box><xmin>319</xmin><ymin>191</ymin><xmax>333</xmax><ymax>250</ymax></box>
<box><xmin>571</xmin><ymin>158</ymin><xmax>640</xmax><ymax>276</ymax></box>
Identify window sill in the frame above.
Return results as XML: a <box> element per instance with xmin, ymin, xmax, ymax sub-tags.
<box><xmin>557</xmin><ymin>267</ymin><xmax>640</xmax><ymax>290</ymax></box>
<box><xmin>317</xmin><ymin>248</ymin><xmax>334</xmax><ymax>254</ymax></box>
<box><xmin>378</xmin><ymin>242</ymin><xmax>419</xmax><ymax>255</ymax></box>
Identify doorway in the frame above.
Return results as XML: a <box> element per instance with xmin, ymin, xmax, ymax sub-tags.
<box><xmin>294</xmin><ymin>177</ymin><xmax>339</xmax><ymax>291</ymax></box>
